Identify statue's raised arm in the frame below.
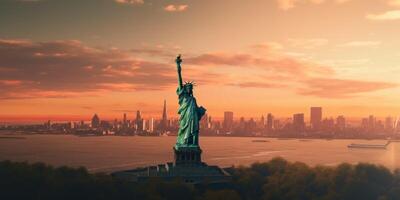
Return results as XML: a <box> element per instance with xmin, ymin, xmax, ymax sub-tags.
<box><xmin>176</xmin><ymin>55</ymin><xmax>183</xmax><ymax>89</ymax></box>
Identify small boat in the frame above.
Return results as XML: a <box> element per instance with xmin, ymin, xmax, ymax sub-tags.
<box><xmin>252</xmin><ymin>139</ymin><xmax>269</xmax><ymax>142</ymax></box>
<box><xmin>347</xmin><ymin>143</ymin><xmax>387</xmax><ymax>149</ymax></box>
<box><xmin>278</xmin><ymin>138</ymin><xmax>293</xmax><ymax>140</ymax></box>
<box><xmin>0</xmin><ymin>136</ymin><xmax>26</xmax><ymax>140</ymax></box>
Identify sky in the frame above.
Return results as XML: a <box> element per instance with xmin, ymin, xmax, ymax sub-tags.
<box><xmin>1</xmin><ymin>0</ymin><xmax>400</xmax><ymax>122</ymax></box>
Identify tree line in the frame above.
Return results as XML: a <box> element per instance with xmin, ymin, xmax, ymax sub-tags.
<box><xmin>1</xmin><ymin>158</ymin><xmax>400</xmax><ymax>200</ymax></box>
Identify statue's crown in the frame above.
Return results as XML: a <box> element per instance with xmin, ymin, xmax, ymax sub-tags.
<box><xmin>184</xmin><ymin>81</ymin><xmax>196</xmax><ymax>87</ymax></box>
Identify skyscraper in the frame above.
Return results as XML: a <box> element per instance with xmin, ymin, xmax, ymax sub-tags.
<box><xmin>266</xmin><ymin>113</ymin><xmax>273</xmax><ymax>131</ymax></box>
<box><xmin>368</xmin><ymin>115</ymin><xmax>375</xmax><ymax>130</ymax></box>
<box><xmin>200</xmin><ymin>113</ymin><xmax>209</xmax><ymax>129</ymax></box>
<box><xmin>336</xmin><ymin>115</ymin><xmax>346</xmax><ymax>130</ymax></box>
<box><xmin>385</xmin><ymin>116</ymin><xmax>394</xmax><ymax>130</ymax></box>
<box><xmin>91</xmin><ymin>114</ymin><xmax>100</xmax><ymax>128</ymax></box>
<box><xmin>293</xmin><ymin>113</ymin><xmax>305</xmax><ymax>132</ymax></box>
<box><xmin>149</xmin><ymin>118</ymin><xmax>154</xmax><ymax>133</ymax></box>
<box><xmin>223</xmin><ymin>111</ymin><xmax>234</xmax><ymax>132</ymax></box>
<box><xmin>142</xmin><ymin>119</ymin><xmax>146</xmax><ymax>131</ymax></box>
<box><xmin>135</xmin><ymin>110</ymin><xmax>142</xmax><ymax>131</ymax></box>
<box><xmin>310</xmin><ymin>107</ymin><xmax>322</xmax><ymax>130</ymax></box>
<box><xmin>160</xmin><ymin>99</ymin><xmax>168</xmax><ymax>131</ymax></box>
<box><xmin>361</xmin><ymin>118</ymin><xmax>369</xmax><ymax>129</ymax></box>
<box><xmin>123</xmin><ymin>113</ymin><xmax>127</xmax><ymax>126</ymax></box>
<box><xmin>260</xmin><ymin>115</ymin><xmax>265</xmax><ymax>127</ymax></box>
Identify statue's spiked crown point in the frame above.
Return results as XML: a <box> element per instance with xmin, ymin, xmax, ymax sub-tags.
<box><xmin>184</xmin><ymin>81</ymin><xmax>196</xmax><ymax>87</ymax></box>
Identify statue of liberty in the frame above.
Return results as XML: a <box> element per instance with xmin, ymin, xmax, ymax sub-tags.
<box><xmin>175</xmin><ymin>55</ymin><xmax>206</xmax><ymax>149</ymax></box>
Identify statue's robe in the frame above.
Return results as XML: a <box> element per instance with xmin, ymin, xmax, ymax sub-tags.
<box><xmin>176</xmin><ymin>86</ymin><xmax>206</xmax><ymax>147</ymax></box>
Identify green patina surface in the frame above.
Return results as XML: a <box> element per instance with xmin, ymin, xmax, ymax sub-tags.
<box><xmin>175</xmin><ymin>55</ymin><xmax>206</xmax><ymax>150</ymax></box>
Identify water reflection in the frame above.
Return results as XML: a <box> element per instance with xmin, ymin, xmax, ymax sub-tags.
<box><xmin>0</xmin><ymin>134</ymin><xmax>398</xmax><ymax>172</ymax></box>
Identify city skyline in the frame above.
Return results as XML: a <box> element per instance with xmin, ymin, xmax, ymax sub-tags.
<box><xmin>2</xmin><ymin>0</ymin><xmax>400</xmax><ymax>120</ymax></box>
<box><xmin>2</xmin><ymin>101</ymin><xmax>399</xmax><ymax>128</ymax></box>
<box><xmin>4</xmin><ymin>104</ymin><xmax>400</xmax><ymax>140</ymax></box>
<box><xmin>2</xmin><ymin>100</ymin><xmax>400</xmax><ymax>123</ymax></box>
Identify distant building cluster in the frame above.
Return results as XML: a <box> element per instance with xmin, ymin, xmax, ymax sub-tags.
<box><xmin>215</xmin><ymin>107</ymin><xmax>400</xmax><ymax>139</ymax></box>
<box><xmin>1</xmin><ymin>105</ymin><xmax>400</xmax><ymax>139</ymax></box>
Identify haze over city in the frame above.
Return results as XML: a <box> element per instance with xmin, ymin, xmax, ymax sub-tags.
<box><xmin>2</xmin><ymin>0</ymin><xmax>400</xmax><ymax>122</ymax></box>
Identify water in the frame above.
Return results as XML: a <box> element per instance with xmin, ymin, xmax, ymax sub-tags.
<box><xmin>0</xmin><ymin>134</ymin><xmax>399</xmax><ymax>172</ymax></box>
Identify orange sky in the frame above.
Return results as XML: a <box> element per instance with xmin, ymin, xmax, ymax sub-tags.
<box><xmin>1</xmin><ymin>0</ymin><xmax>400</xmax><ymax>122</ymax></box>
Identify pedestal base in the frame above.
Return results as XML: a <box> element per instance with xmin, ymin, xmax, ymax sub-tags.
<box><xmin>173</xmin><ymin>146</ymin><xmax>202</xmax><ymax>166</ymax></box>
<box><xmin>112</xmin><ymin>146</ymin><xmax>232</xmax><ymax>184</ymax></box>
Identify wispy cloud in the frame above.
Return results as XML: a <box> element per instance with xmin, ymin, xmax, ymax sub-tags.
<box><xmin>0</xmin><ymin>38</ymin><xmax>395</xmax><ymax>100</ymax></box>
<box><xmin>114</xmin><ymin>0</ymin><xmax>144</xmax><ymax>5</ymax></box>
<box><xmin>0</xmin><ymin>39</ymin><xmax>176</xmax><ymax>99</ymax></box>
<box><xmin>339</xmin><ymin>41</ymin><xmax>381</xmax><ymax>47</ymax></box>
<box><xmin>251</xmin><ymin>42</ymin><xmax>284</xmax><ymax>52</ymax></box>
<box><xmin>164</xmin><ymin>4</ymin><xmax>188</xmax><ymax>12</ymax></box>
<box><xmin>228</xmin><ymin>81</ymin><xmax>288</xmax><ymax>89</ymax></box>
<box><xmin>185</xmin><ymin>48</ymin><xmax>397</xmax><ymax>98</ymax></box>
<box><xmin>287</xmin><ymin>38</ymin><xmax>329</xmax><ymax>49</ymax></box>
<box><xmin>185</xmin><ymin>52</ymin><xmax>334</xmax><ymax>77</ymax></box>
<box><xmin>276</xmin><ymin>0</ymin><xmax>350</xmax><ymax>11</ymax></box>
<box><xmin>298</xmin><ymin>78</ymin><xmax>397</xmax><ymax>98</ymax></box>
<box><xmin>388</xmin><ymin>0</ymin><xmax>400</xmax><ymax>6</ymax></box>
<box><xmin>366</xmin><ymin>10</ymin><xmax>400</xmax><ymax>21</ymax></box>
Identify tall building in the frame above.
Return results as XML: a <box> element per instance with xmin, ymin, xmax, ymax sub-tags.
<box><xmin>135</xmin><ymin>110</ymin><xmax>143</xmax><ymax>131</ymax></box>
<box><xmin>142</xmin><ymin>119</ymin><xmax>147</xmax><ymax>131</ymax></box>
<box><xmin>368</xmin><ymin>115</ymin><xmax>375</xmax><ymax>130</ymax></box>
<box><xmin>223</xmin><ymin>111</ymin><xmax>234</xmax><ymax>131</ymax></box>
<box><xmin>208</xmin><ymin>116</ymin><xmax>212</xmax><ymax>129</ymax></box>
<box><xmin>148</xmin><ymin>118</ymin><xmax>154</xmax><ymax>133</ymax></box>
<box><xmin>385</xmin><ymin>116</ymin><xmax>394</xmax><ymax>130</ymax></box>
<box><xmin>123</xmin><ymin>113</ymin><xmax>127</xmax><ymax>126</ymax></box>
<box><xmin>91</xmin><ymin>114</ymin><xmax>100</xmax><ymax>128</ymax></box>
<box><xmin>246</xmin><ymin>118</ymin><xmax>257</xmax><ymax>134</ymax></box>
<box><xmin>273</xmin><ymin>119</ymin><xmax>281</xmax><ymax>130</ymax></box>
<box><xmin>266</xmin><ymin>113</ymin><xmax>274</xmax><ymax>130</ymax></box>
<box><xmin>322</xmin><ymin>118</ymin><xmax>335</xmax><ymax>130</ymax></box>
<box><xmin>201</xmin><ymin>113</ymin><xmax>209</xmax><ymax>129</ymax></box>
<box><xmin>310</xmin><ymin>107</ymin><xmax>322</xmax><ymax>130</ymax></box>
<box><xmin>361</xmin><ymin>118</ymin><xmax>369</xmax><ymax>129</ymax></box>
<box><xmin>336</xmin><ymin>115</ymin><xmax>346</xmax><ymax>130</ymax></box>
<box><xmin>260</xmin><ymin>115</ymin><xmax>265</xmax><ymax>127</ymax></box>
<box><xmin>160</xmin><ymin>99</ymin><xmax>168</xmax><ymax>131</ymax></box>
<box><xmin>293</xmin><ymin>113</ymin><xmax>305</xmax><ymax>132</ymax></box>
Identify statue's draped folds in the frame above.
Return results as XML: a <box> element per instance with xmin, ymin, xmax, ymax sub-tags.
<box><xmin>176</xmin><ymin>87</ymin><xmax>205</xmax><ymax>147</ymax></box>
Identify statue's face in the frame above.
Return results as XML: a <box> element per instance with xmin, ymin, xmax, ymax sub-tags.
<box><xmin>185</xmin><ymin>85</ymin><xmax>193</xmax><ymax>94</ymax></box>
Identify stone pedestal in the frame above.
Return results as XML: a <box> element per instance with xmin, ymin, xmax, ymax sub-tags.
<box><xmin>173</xmin><ymin>146</ymin><xmax>202</xmax><ymax>166</ymax></box>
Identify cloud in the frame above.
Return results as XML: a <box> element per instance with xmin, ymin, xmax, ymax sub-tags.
<box><xmin>277</xmin><ymin>0</ymin><xmax>299</xmax><ymax>10</ymax></box>
<box><xmin>0</xmin><ymin>39</ymin><xmax>177</xmax><ymax>99</ymax></box>
<box><xmin>0</xmin><ymin>39</ymin><xmax>395</xmax><ymax>100</ymax></box>
<box><xmin>339</xmin><ymin>41</ymin><xmax>381</xmax><ymax>47</ymax></box>
<box><xmin>287</xmin><ymin>38</ymin><xmax>329</xmax><ymax>49</ymax></box>
<box><xmin>366</xmin><ymin>10</ymin><xmax>400</xmax><ymax>21</ymax></box>
<box><xmin>130</xmin><ymin>45</ymin><xmax>178</xmax><ymax>58</ymax></box>
<box><xmin>164</xmin><ymin>4</ymin><xmax>188</xmax><ymax>12</ymax></box>
<box><xmin>251</xmin><ymin>42</ymin><xmax>284</xmax><ymax>52</ymax></box>
<box><xmin>319</xmin><ymin>58</ymin><xmax>370</xmax><ymax>67</ymax></box>
<box><xmin>112</xmin><ymin>109</ymin><xmax>137</xmax><ymax>113</ymax></box>
<box><xmin>228</xmin><ymin>81</ymin><xmax>287</xmax><ymax>89</ymax></box>
<box><xmin>114</xmin><ymin>0</ymin><xmax>144</xmax><ymax>5</ymax></box>
<box><xmin>185</xmin><ymin>52</ymin><xmax>334</xmax><ymax>77</ymax></box>
<box><xmin>184</xmin><ymin>49</ymin><xmax>397</xmax><ymax>98</ymax></box>
<box><xmin>276</xmin><ymin>0</ymin><xmax>349</xmax><ymax>10</ymax></box>
<box><xmin>298</xmin><ymin>78</ymin><xmax>397</xmax><ymax>98</ymax></box>
<box><xmin>388</xmin><ymin>0</ymin><xmax>400</xmax><ymax>6</ymax></box>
